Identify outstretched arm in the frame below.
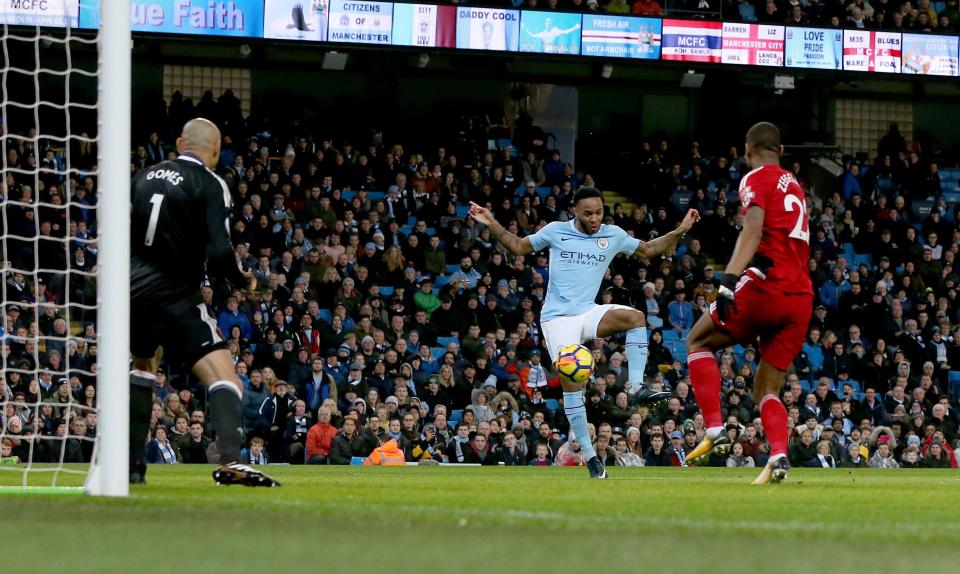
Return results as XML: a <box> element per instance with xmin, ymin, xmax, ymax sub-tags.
<box><xmin>469</xmin><ymin>201</ymin><xmax>534</xmax><ymax>255</ymax></box>
<box><xmin>633</xmin><ymin>208</ymin><xmax>700</xmax><ymax>259</ymax></box>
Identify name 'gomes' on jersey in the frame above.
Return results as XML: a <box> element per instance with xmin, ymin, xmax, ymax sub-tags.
<box><xmin>528</xmin><ymin>219</ymin><xmax>640</xmax><ymax>323</ymax></box>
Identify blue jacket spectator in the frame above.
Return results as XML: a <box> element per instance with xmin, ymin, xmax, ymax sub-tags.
<box><xmin>818</xmin><ymin>269</ymin><xmax>850</xmax><ymax>310</ymax></box>
<box><xmin>842</xmin><ymin>164</ymin><xmax>863</xmax><ymax>201</ymax></box>
<box><xmin>667</xmin><ymin>293</ymin><xmax>694</xmax><ymax>332</ymax></box>
<box><xmin>217</xmin><ymin>296</ymin><xmax>253</xmax><ymax>340</ymax></box>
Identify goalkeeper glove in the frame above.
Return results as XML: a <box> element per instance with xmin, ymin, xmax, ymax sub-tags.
<box><xmin>715</xmin><ymin>273</ymin><xmax>740</xmax><ymax>323</ymax></box>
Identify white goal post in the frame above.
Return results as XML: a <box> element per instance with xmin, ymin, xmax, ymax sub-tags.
<box><xmin>0</xmin><ymin>0</ymin><xmax>130</xmax><ymax>497</ymax></box>
<box><xmin>87</xmin><ymin>0</ymin><xmax>130</xmax><ymax>497</ymax></box>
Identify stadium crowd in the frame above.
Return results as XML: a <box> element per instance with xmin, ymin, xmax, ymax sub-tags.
<box><xmin>1</xmin><ymin>88</ymin><xmax>960</xmax><ymax>473</ymax></box>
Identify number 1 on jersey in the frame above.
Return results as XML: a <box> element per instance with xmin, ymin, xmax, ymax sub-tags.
<box><xmin>784</xmin><ymin>194</ymin><xmax>809</xmax><ymax>243</ymax></box>
<box><xmin>144</xmin><ymin>193</ymin><xmax>164</xmax><ymax>246</ymax></box>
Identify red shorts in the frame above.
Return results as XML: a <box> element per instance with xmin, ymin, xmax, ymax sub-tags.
<box><xmin>709</xmin><ymin>270</ymin><xmax>813</xmax><ymax>371</ymax></box>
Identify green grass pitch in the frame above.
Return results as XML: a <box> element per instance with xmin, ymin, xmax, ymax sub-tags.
<box><xmin>2</xmin><ymin>466</ymin><xmax>960</xmax><ymax>574</ymax></box>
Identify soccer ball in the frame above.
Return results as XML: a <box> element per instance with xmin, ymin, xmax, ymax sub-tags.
<box><xmin>555</xmin><ymin>344</ymin><xmax>594</xmax><ymax>384</ymax></box>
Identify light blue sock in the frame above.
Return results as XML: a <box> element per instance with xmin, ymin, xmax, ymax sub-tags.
<box><xmin>625</xmin><ymin>327</ymin><xmax>649</xmax><ymax>389</ymax></box>
<box><xmin>563</xmin><ymin>390</ymin><xmax>596</xmax><ymax>461</ymax></box>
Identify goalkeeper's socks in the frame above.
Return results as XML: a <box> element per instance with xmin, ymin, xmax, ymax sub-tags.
<box><xmin>208</xmin><ymin>381</ymin><xmax>245</xmax><ymax>465</ymax></box>
<box><xmin>687</xmin><ymin>350</ymin><xmax>723</xmax><ymax>429</ymax></box>
<box><xmin>563</xmin><ymin>390</ymin><xmax>596</xmax><ymax>461</ymax></box>
<box><xmin>624</xmin><ymin>326</ymin><xmax>648</xmax><ymax>391</ymax></box>
<box><xmin>759</xmin><ymin>394</ymin><xmax>789</xmax><ymax>458</ymax></box>
<box><xmin>129</xmin><ymin>372</ymin><xmax>155</xmax><ymax>474</ymax></box>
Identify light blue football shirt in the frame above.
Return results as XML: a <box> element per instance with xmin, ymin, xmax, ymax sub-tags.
<box><xmin>528</xmin><ymin>220</ymin><xmax>640</xmax><ymax>323</ymax></box>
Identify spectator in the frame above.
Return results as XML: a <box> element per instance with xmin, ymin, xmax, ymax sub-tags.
<box><xmin>329</xmin><ymin>415</ymin><xmax>369</xmax><ymax>465</ymax></box>
<box><xmin>726</xmin><ymin>441</ymin><xmax>755</xmax><ymax>467</ymax></box>
<box><xmin>643</xmin><ymin>432</ymin><xmax>672</xmax><ymax>466</ymax></box>
<box><xmin>869</xmin><ymin>435</ymin><xmax>900</xmax><ymax>468</ymax></box>
<box><xmin>144</xmin><ymin>424</ymin><xmax>181</xmax><ymax>464</ymax></box>
<box><xmin>528</xmin><ymin>442</ymin><xmax>554</xmax><ymax>466</ymax></box>
<box><xmin>180</xmin><ymin>422</ymin><xmax>210</xmax><ymax>464</ymax></box>
<box><xmin>306</xmin><ymin>406</ymin><xmax>337</xmax><ymax>464</ymax></box>
<box><xmin>462</xmin><ymin>432</ymin><xmax>497</xmax><ymax>465</ymax></box>
<box><xmin>667</xmin><ymin>289</ymin><xmax>694</xmax><ymax>333</ymax></box>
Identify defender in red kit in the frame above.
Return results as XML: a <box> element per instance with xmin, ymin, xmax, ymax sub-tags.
<box><xmin>684</xmin><ymin>122</ymin><xmax>813</xmax><ymax>484</ymax></box>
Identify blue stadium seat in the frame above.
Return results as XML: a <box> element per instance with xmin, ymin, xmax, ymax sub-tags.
<box><xmin>446</xmin><ymin>264</ymin><xmax>461</xmax><ymax>274</ymax></box>
<box><xmin>497</xmin><ymin>138</ymin><xmax>513</xmax><ymax>150</ymax></box>
<box><xmin>437</xmin><ymin>336</ymin><xmax>460</xmax><ymax>349</ymax></box>
<box><xmin>663</xmin><ymin>329</ymin><xmax>681</xmax><ymax>342</ymax></box>
<box><xmin>536</xmin><ymin>186</ymin><xmax>551</xmax><ymax>200</ymax></box>
<box><xmin>545</xmin><ymin>399</ymin><xmax>560</xmax><ymax>413</ymax></box>
<box><xmin>435</xmin><ymin>275</ymin><xmax>452</xmax><ymax>287</ymax></box>
<box><xmin>400</xmin><ymin>225</ymin><xmax>413</xmax><ymax>235</ymax></box>
<box><xmin>450</xmin><ymin>409</ymin><xmax>464</xmax><ymax>426</ymax></box>
<box><xmin>800</xmin><ymin>379</ymin><xmax>814</xmax><ymax>392</ymax></box>
<box><xmin>949</xmin><ymin>371</ymin><xmax>960</xmax><ymax>399</ymax></box>
<box><xmin>342</xmin><ymin>190</ymin><xmax>356</xmax><ymax>201</ymax></box>
<box><xmin>378</xmin><ymin>286</ymin><xmax>394</xmax><ymax>297</ymax></box>
<box><xmin>425</xmin><ymin>227</ymin><xmax>436</xmax><ymax>236</ymax></box>
<box><xmin>739</xmin><ymin>3</ymin><xmax>758</xmax><ymax>21</ymax></box>
<box><xmin>944</xmin><ymin>192</ymin><xmax>960</xmax><ymax>204</ymax></box>
<box><xmin>933</xmin><ymin>1</ymin><xmax>946</xmax><ymax>14</ymax></box>
<box><xmin>456</xmin><ymin>205</ymin><xmax>470</xmax><ymax>218</ymax></box>
<box><xmin>431</xmin><ymin>347</ymin><xmax>446</xmax><ymax>360</ymax></box>
<box><xmin>673</xmin><ymin>342</ymin><xmax>687</xmax><ymax>359</ymax></box>
<box><xmin>317</xmin><ymin>309</ymin><xmax>332</xmax><ymax>324</ymax></box>
<box><xmin>368</xmin><ymin>191</ymin><xmax>384</xmax><ymax>201</ymax></box>
<box><xmin>407</xmin><ymin>215</ymin><xmax>418</xmax><ymax>226</ymax></box>
<box><xmin>852</xmin><ymin>253</ymin><xmax>873</xmax><ymax>268</ymax></box>
<box><xmin>876</xmin><ymin>177</ymin><xmax>894</xmax><ymax>193</ymax></box>
<box><xmin>852</xmin><ymin>391</ymin><xmax>865</xmax><ymax>402</ymax></box>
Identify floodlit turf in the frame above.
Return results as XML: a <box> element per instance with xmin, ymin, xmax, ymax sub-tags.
<box><xmin>2</xmin><ymin>465</ymin><xmax>960</xmax><ymax>573</ymax></box>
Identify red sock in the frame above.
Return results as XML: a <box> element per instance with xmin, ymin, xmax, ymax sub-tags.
<box><xmin>760</xmin><ymin>394</ymin><xmax>789</xmax><ymax>458</ymax></box>
<box><xmin>687</xmin><ymin>350</ymin><xmax>722</xmax><ymax>429</ymax></box>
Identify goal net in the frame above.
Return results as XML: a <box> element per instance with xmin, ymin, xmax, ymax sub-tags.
<box><xmin>0</xmin><ymin>0</ymin><xmax>129</xmax><ymax>496</ymax></box>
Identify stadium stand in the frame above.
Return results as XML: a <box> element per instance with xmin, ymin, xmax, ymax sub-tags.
<box><xmin>2</xmin><ymin>88</ymin><xmax>959</xmax><ymax>472</ymax></box>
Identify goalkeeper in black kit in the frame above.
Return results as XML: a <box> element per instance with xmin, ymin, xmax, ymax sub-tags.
<box><xmin>129</xmin><ymin>118</ymin><xmax>278</xmax><ymax>487</ymax></box>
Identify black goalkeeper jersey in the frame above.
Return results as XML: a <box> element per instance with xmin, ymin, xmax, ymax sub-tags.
<box><xmin>130</xmin><ymin>153</ymin><xmax>245</xmax><ymax>303</ymax></box>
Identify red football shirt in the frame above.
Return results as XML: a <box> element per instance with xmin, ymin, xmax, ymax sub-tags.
<box><xmin>737</xmin><ymin>164</ymin><xmax>813</xmax><ymax>295</ymax></box>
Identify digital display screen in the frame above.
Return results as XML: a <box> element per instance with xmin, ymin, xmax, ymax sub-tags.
<box><xmin>661</xmin><ymin>19</ymin><xmax>722</xmax><ymax>63</ymax></box>
<box><xmin>580</xmin><ymin>14</ymin><xmax>660</xmax><ymax>60</ymax></box>
<box><xmin>519</xmin><ymin>11</ymin><xmax>581</xmax><ymax>55</ymax></box>
<box><xmin>392</xmin><ymin>3</ymin><xmax>456</xmax><ymax>47</ymax></box>
<box><xmin>455</xmin><ymin>7</ymin><xmax>519</xmax><ymax>52</ymax></box>
<box><xmin>902</xmin><ymin>33</ymin><xmax>959</xmax><ymax>76</ymax></box>
<box><xmin>3</xmin><ymin>0</ymin><xmax>78</xmax><ymax>27</ymax></box>
<box><xmin>327</xmin><ymin>0</ymin><xmax>393</xmax><ymax>45</ymax></box>
<box><xmin>264</xmin><ymin>0</ymin><xmax>328</xmax><ymax>42</ymax></box>
<box><xmin>784</xmin><ymin>26</ymin><xmax>842</xmax><ymax>70</ymax></box>
<box><xmin>843</xmin><ymin>30</ymin><xmax>901</xmax><ymax>73</ymax></box>
<box><xmin>79</xmin><ymin>0</ymin><xmax>264</xmax><ymax>36</ymax></box>
<box><xmin>721</xmin><ymin>23</ymin><xmax>783</xmax><ymax>67</ymax></box>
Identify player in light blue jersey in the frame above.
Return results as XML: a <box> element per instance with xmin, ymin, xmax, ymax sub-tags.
<box><xmin>470</xmin><ymin>187</ymin><xmax>698</xmax><ymax>478</ymax></box>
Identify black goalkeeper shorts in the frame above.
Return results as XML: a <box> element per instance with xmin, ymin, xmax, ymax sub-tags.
<box><xmin>130</xmin><ymin>270</ymin><xmax>227</xmax><ymax>368</ymax></box>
